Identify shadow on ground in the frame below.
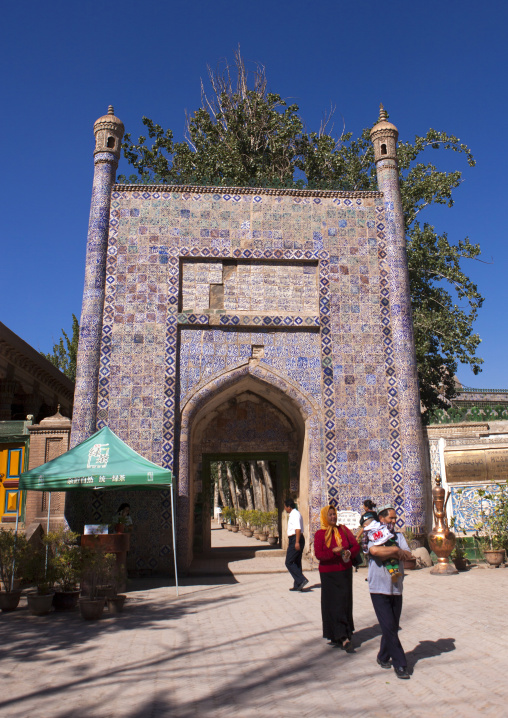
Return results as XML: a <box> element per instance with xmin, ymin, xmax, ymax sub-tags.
<box><xmin>406</xmin><ymin>638</ymin><xmax>456</xmax><ymax>669</ymax></box>
<box><xmin>0</xmin><ymin>577</ymin><xmax>240</xmax><ymax>666</ymax></box>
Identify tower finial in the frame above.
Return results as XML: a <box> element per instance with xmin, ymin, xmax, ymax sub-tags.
<box><xmin>378</xmin><ymin>103</ymin><xmax>388</xmax><ymax>122</ymax></box>
<box><xmin>108</xmin><ymin>105</ymin><xmax>114</xmax><ymax>115</ymax></box>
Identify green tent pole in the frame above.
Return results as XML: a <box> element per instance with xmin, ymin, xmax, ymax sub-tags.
<box><xmin>170</xmin><ymin>482</ymin><xmax>179</xmax><ymax>597</ymax></box>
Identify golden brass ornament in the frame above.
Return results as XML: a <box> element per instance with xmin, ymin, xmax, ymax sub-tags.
<box><xmin>428</xmin><ymin>476</ymin><xmax>458</xmax><ymax>575</ymax></box>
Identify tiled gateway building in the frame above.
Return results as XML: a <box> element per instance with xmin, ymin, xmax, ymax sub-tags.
<box><xmin>68</xmin><ymin>106</ymin><xmax>429</xmax><ymax>570</ymax></box>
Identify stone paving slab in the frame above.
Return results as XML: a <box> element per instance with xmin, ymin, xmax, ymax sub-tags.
<box><xmin>1</xmin><ymin>566</ymin><xmax>507</xmax><ymax>717</ymax></box>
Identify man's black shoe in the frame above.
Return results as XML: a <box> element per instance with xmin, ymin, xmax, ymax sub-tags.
<box><xmin>394</xmin><ymin>666</ymin><xmax>410</xmax><ymax>680</ymax></box>
<box><xmin>376</xmin><ymin>657</ymin><xmax>391</xmax><ymax>669</ymax></box>
<box><xmin>297</xmin><ymin>578</ymin><xmax>309</xmax><ymax>591</ymax></box>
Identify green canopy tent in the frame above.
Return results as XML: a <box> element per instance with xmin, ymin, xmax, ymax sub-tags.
<box><xmin>19</xmin><ymin>426</ymin><xmax>178</xmax><ymax>595</ymax></box>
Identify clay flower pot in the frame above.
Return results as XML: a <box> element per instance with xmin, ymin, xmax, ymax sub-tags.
<box><xmin>452</xmin><ymin>556</ymin><xmax>469</xmax><ymax>572</ymax></box>
<box><xmin>267</xmin><ymin>536</ymin><xmax>278</xmax><ymax>546</ymax></box>
<box><xmin>53</xmin><ymin>590</ymin><xmax>81</xmax><ymax>611</ymax></box>
<box><xmin>244</xmin><ymin>530</ymin><xmax>253</xmax><ymax>538</ymax></box>
<box><xmin>0</xmin><ymin>590</ymin><xmax>22</xmax><ymax>612</ymax></box>
<box><xmin>483</xmin><ymin>549</ymin><xmax>506</xmax><ymax>567</ymax></box>
<box><xmin>258</xmin><ymin>533</ymin><xmax>268</xmax><ymax>542</ymax></box>
<box><xmin>27</xmin><ymin>592</ymin><xmax>55</xmax><ymax>616</ymax></box>
<box><xmin>107</xmin><ymin>595</ymin><xmax>127</xmax><ymax>614</ymax></box>
<box><xmin>79</xmin><ymin>597</ymin><xmax>106</xmax><ymax>620</ymax></box>
<box><xmin>231</xmin><ymin>525</ymin><xmax>239</xmax><ymax>533</ymax></box>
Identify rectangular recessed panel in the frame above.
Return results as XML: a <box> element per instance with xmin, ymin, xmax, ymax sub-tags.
<box><xmin>181</xmin><ymin>259</ymin><xmax>318</xmax><ymax>314</ymax></box>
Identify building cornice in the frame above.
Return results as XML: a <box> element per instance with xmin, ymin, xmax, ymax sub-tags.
<box><xmin>112</xmin><ymin>184</ymin><xmax>383</xmax><ymax>199</ymax></box>
<box><xmin>0</xmin><ymin>323</ymin><xmax>74</xmax><ymax>399</ymax></box>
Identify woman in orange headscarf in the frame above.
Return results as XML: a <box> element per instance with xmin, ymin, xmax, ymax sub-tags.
<box><xmin>314</xmin><ymin>505</ymin><xmax>360</xmax><ymax>651</ymax></box>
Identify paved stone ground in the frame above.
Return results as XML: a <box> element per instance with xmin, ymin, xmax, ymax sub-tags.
<box><xmin>1</xmin><ymin>535</ymin><xmax>507</xmax><ymax>717</ymax></box>
<box><xmin>189</xmin><ymin>525</ymin><xmax>315</xmax><ymax>575</ymax></box>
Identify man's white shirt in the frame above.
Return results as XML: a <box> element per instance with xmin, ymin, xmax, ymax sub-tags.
<box><xmin>287</xmin><ymin>508</ymin><xmax>304</xmax><ymax>536</ymax></box>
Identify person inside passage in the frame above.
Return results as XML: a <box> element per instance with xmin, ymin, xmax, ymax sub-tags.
<box><xmin>368</xmin><ymin>504</ymin><xmax>414</xmax><ymax>680</ymax></box>
<box><xmin>314</xmin><ymin>505</ymin><xmax>361</xmax><ymax>652</ymax></box>
<box><xmin>284</xmin><ymin>498</ymin><xmax>309</xmax><ymax>591</ymax></box>
<box><xmin>113</xmin><ymin>502</ymin><xmax>133</xmax><ymax>533</ymax></box>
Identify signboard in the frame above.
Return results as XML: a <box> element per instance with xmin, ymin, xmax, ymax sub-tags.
<box><xmin>336</xmin><ymin>510</ymin><xmax>361</xmax><ymax>530</ymax></box>
<box><xmin>444</xmin><ymin>450</ymin><xmax>487</xmax><ymax>483</ymax></box>
<box><xmin>444</xmin><ymin>447</ymin><xmax>508</xmax><ymax>484</ymax></box>
<box><xmin>84</xmin><ymin>524</ymin><xmax>109</xmax><ymax>535</ymax></box>
<box><xmin>486</xmin><ymin>449</ymin><xmax>508</xmax><ymax>483</ymax></box>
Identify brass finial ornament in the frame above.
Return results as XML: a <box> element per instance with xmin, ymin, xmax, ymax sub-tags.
<box><xmin>428</xmin><ymin>474</ymin><xmax>458</xmax><ymax>575</ymax></box>
<box><xmin>378</xmin><ymin>103</ymin><xmax>388</xmax><ymax>122</ymax></box>
<box><xmin>108</xmin><ymin>105</ymin><xmax>114</xmax><ymax>115</ymax></box>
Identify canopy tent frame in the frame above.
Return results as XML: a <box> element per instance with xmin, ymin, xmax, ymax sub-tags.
<box><xmin>18</xmin><ymin>427</ymin><xmax>178</xmax><ymax>596</ymax></box>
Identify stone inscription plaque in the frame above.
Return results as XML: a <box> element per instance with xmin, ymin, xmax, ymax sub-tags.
<box><xmin>487</xmin><ymin>449</ymin><xmax>508</xmax><ymax>482</ymax></box>
<box><xmin>444</xmin><ymin>448</ymin><xmax>508</xmax><ymax>484</ymax></box>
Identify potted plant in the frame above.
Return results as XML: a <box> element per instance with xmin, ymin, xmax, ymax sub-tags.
<box><xmin>249</xmin><ymin>510</ymin><xmax>261</xmax><ymax>539</ymax></box>
<box><xmin>243</xmin><ymin>510</ymin><xmax>254</xmax><ymax>538</ymax></box>
<box><xmin>22</xmin><ymin>542</ymin><xmax>57</xmax><ymax>616</ymax></box>
<box><xmin>231</xmin><ymin>508</ymin><xmax>239</xmax><ymax>534</ymax></box>
<box><xmin>79</xmin><ymin>547</ymin><xmax>116</xmax><ymax>620</ymax></box>
<box><xmin>46</xmin><ymin>529</ymin><xmax>82</xmax><ymax>611</ymax></box>
<box><xmin>0</xmin><ymin>528</ymin><xmax>28</xmax><ymax>612</ymax></box>
<box><xmin>221</xmin><ymin>506</ymin><xmax>234</xmax><ymax>529</ymax></box>
<box><xmin>101</xmin><ymin>557</ymin><xmax>127</xmax><ymax>614</ymax></box>
<box><xmin>257</xmin><ymin>512</ymin><xmax>269</xmax><ymax>541</ymax></box>
<box><xmin>451</xmin><ymin>545</ymin><xmax>469</xmax><ymax>571</ymax></box>
<box><xmin>266</xmin><ymin>510</ymin><xmax>279</xmax><ymax>546</ymax></box>
<box><xmin>476</xmin><ymin>486</ymin><xmax>508</xmax><ymax>567</ymax></box>
<box><xmin>112</xmin><ymin>514</ymin><xmax>127</xmax><ymax>534</ymax></box>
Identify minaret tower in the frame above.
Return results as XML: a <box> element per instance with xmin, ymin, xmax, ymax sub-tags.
<box><xmin>370</xmin><ymin>105</ymin><xmax>428</xmax><ymax>531</ymax></box>
<box><xmin>70</xmin><ymin>107</ymin><xmax>124</xmax><ymax>448</ymax></box>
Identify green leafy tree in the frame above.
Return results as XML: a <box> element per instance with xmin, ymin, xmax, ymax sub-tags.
<box><xmin>42</xmin><ymin>314</ymin><xmax>80</xmax><ymax>382</ymax></box>
<box><xmin>119</xmin><ymin>50</ymin><xmax>484</xmax><ymax>417</ymax></box>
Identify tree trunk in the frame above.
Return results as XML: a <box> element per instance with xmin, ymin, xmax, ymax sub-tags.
<box><xmin>226</xmin><ymin>463</ymin><xmax>239</xmax><ymax>510</ymax></box>
<box><xmin>213</xmin><ymin>479</ymin><xmax>219</xmax><ymax>517</ymax></box>
<box><xmin>257</xmin><ymin>460</ymin><xmax>276</xmax><ymax>511</ymax></box>
<box><xmin>240</xmin><ymin>462</ymin><xmax>254</xmax><ymax>510</ymax></box>
<box><xmin>249</xmin><ymin>461</ymin><xmax>263</xmax><ymax>510</ymax></box>
<box><xmin>217</xmin><ymin>462</ymin><xmax>228</xmax><ymax>507</ymax></box>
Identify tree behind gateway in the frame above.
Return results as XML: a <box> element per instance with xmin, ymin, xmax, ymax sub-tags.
<box><xmin>118</xmin><ymin>50</ymin><xmax>484</xmax><ymax>418</ymax></box>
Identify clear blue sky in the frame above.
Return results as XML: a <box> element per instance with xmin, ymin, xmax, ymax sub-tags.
<box><xmin>2</xmin><ymin>0</ymin><xmax>506</xmax><ymax>389</ymax></box>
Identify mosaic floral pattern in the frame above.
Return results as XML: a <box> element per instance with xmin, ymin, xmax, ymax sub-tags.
<box><xmin>450</xmin><ymin>484</ymin><xmax>502</xmax><ymax>531</ymax></box>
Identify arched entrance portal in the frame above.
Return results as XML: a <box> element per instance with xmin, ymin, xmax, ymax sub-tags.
<box><xmin>195</xmin><ymin>390</ymin><xmax>299</xmax><ymax>553</ymax></box>
<box><xmin>178</xmin><ymin>363</ymin><xmax>324</xmax><ymax>569</ymax></box>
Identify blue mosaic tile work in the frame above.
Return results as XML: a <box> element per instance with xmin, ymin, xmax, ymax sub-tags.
<box><xmin>71</xmin><ymin>153</ymin><xmax>118</xmax><ymax>449</ymax></box>
<box><xmin>376</xmin><ymin>160</ymin><xmax>427</xmax><ymax>529</ymax></box>
<box><xmin>450</xmin><ymin>484</ymin><xmax>501</xmax><ymax>532</ymax></box>
<box><xmin>179</xmin><ymin>329</ymin><xmax>322</xmax><ymax>404</ymax></box>
<box><xmin>71</xmin><ymin>182</ymin><xmax>427</xmax><ymax>569</ymax></box>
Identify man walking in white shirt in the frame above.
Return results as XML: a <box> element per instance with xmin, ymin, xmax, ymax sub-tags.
<box><xmin>284</xmin><ymin>499</ymin><xmax>309</xmax><ymax>591</ymax></box>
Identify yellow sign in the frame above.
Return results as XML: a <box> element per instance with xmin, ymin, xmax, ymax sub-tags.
<box><xmin>444</xmin><ymin>447</ymin><xmax>508</xmax><ymax>484</ymax></box>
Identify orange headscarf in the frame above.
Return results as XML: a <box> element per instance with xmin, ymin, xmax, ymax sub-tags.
<box><xmin>320</xmin><ymin>505</ymin><xmax>343</xmax><ymax>549</ymax></box>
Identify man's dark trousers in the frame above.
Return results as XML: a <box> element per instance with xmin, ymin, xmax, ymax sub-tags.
<box><xmin>370</xmin><ymin>593</ymin><xmax>407</xmax><ymax>669</ymax></box>
<box><xmin>285</xmin><ymin>534</ymin><xmax>305</xmax><ymax>587</ymax></box>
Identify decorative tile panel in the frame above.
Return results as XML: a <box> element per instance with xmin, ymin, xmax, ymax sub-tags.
<box><xmin>70</xmin><ymin>183</ymin><xmax>428</xmax><ymax>569</ymax></box>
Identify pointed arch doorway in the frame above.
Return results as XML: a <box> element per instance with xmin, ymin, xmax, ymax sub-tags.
<box><xmin>178</xmin><ymin>363</ymin><xmax>324</xmax><ymax>569</ymax></box>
